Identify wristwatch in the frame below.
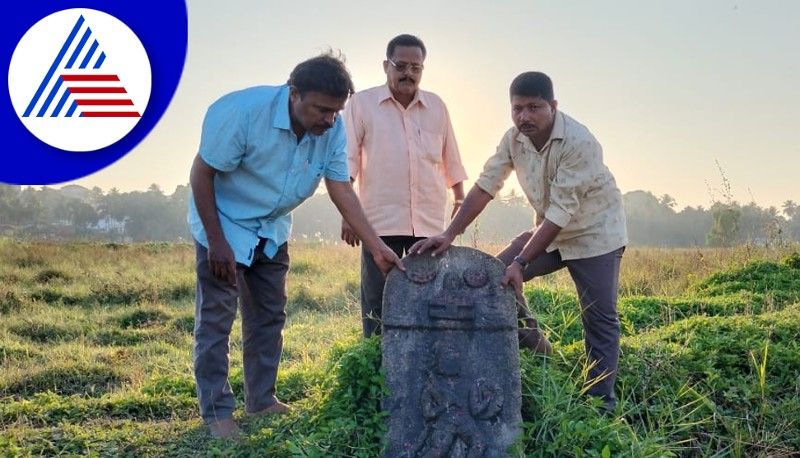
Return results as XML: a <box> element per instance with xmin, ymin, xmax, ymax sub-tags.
<box><xmin>512</xmin><ymin>255</ymin><xmax>529</xmax><ymax>269</ymax></box>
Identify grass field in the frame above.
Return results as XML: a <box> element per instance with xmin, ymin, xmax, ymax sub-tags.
<box><xmin>1</xmin><ymin>238</ymin><xmax>799</xmax><ymax>456</ymax></box>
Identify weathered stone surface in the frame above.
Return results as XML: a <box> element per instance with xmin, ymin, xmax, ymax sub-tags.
<box><xmin>382</xmin><ymin>246</ymin><xmax>522</xmax><ymax>457</ymax></box>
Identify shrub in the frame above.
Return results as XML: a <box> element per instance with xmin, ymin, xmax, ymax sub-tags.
<box><xmin>9</xmin><ymin>321</ymin><xmax>83</xmax><ymax>343</ymax></box>
<box><xmin>691</xmin><ymin>259</ymin><xmax>800</xmax><ymax>305</ymax></box>
<box><xmin>118</xmin><ymin>308</ymin><xmax>170</xmax><ymax>329</ymax></box>
<box><xmin>0</xmin><ymin>391</ymin><xmax>196</xmax><ymax>427</ymax></box>
<box><xmin>1</xmin><ymin>363</ymin><xmax>127</xmax><ymax>398</ymax></box>
<box><xmin>34</xmin><ymin>268</ymin><xmax>71</xmax><ymax>284</ymax></box>
<box><xmin>0</xmin><ymin>289</ymin><xmax>24</xmax><ymax>315</ymax></box>
<box><xmin>172</xmin><ymin>315</ymin><xmax>195</xmax><ymax>333</ymax></box>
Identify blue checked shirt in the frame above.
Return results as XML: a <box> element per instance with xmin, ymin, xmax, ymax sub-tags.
<box><xmin>188</xmin><ymin>85</ymin><xmax>350</xmax><ymax>265</ymax></box>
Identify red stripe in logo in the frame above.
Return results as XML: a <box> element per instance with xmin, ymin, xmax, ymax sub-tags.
<box><xmin>82</xmin><ymin>111</ymin><xmax>141</xmax><ymax>117</ymax></box>
<box><xmin>68</xmin><ymin>87</ymin><xmax>128</xmax><ymax>93</ymax></box>
<box><xmin>61</xmin><ymin>74</ymin><xmax>120</xmax><ymax>81</ymax></box>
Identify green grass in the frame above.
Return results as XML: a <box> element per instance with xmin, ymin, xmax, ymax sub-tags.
<box><xmin>0</xmin><ymin>239</ymin><xmax>798</xmax><ymax>456</ymax></box>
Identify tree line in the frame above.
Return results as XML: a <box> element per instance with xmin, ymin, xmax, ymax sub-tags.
<box><xmin>1</xmin><ymin>183</ymin><xmax>798</xmax><ymax>247</ymax></box>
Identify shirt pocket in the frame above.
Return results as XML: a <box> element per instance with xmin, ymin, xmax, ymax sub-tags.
<box><xmin>294</xmin><ymin>162</ymin><xmax>324</xmax><ymax>199</ymax></box>
<box><xmin>418</xmin><ymin>129</ymin><xmax>444</xmax><ymax>164</ymax></box>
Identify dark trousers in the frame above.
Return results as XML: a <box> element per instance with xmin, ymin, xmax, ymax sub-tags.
<box><xmin>497</xmin><ymin>231</ymin><xmax>625</xmax><ymax>409</ymax></box>
<box><xmin>193</xmin><ymin>239</ymin><xmax>289</xmax><ymax>422</ymax></box>
<box><xmin>360</xmin><ymin>235</ymin><xmax>425</xmax><ymax>337</ymax></box>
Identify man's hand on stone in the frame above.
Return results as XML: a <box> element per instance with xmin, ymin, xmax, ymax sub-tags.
<box><xmin>501</xmin><ymin>262</ymin><xmax>524</xmax><ymax>302</ymax></box>
<box><xmin>410</xmin><ymin>232</ymin><xmax>455</xmax><ymax>257</ymax></box>
<box><xmin>372</xmin><ymin>241</ymin><xmax>405</xmax><ymax>275</ymax></box>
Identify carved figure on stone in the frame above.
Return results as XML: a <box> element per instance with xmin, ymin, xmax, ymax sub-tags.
<box><xmin>408</xmin><ymin>340</ymin><xmax>488</xmax><ymax>458</ymax></box>
<box><xmin>383</xmin><ymin>247</ymin><xmax>522</xmax><ymax>458</ymax></box>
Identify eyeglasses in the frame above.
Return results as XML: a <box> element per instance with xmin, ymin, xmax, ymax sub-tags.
<box><xmin>388</xmin><ymin>59</ymin><xmax>424</xmax><ymax>74</ymax></box>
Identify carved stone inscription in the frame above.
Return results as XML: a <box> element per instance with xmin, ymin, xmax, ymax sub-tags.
<box><xmin>382</xmin><ymin>246</ymin><xmax>522</xmax><ymax>457</ymax></box>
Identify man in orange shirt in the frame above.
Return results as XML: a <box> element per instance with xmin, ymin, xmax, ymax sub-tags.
<box><xmin>342</xmin><ymin>34</ymin><xmax>467</xmax><ymax>337</ymax></box>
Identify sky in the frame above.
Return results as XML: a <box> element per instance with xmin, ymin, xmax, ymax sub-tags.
<box><xmin>66</xmin><ymin>0</ymin><xmax>799</xmax><ymax>210</ymax></box>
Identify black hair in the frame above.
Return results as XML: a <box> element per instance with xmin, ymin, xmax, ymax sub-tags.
<box><xmin>386</xmin><ymin>34</ymin><xmax>427</xmax><ymax>60</ymax></box>
<box><xmin>288</xmin><ymin>51</ymin><xmax>354</xmax><ymax>98</ymax></box>
<box><xmin>509</xmin><ymin>72</ymin><xmax>554</xmax><ymax>102</ymax></box>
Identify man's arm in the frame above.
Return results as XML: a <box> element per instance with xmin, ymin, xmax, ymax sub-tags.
<box><xmin>340</xmin><ymin>178</ymin><xmax>360</xmax><ymax>247</ymax></box>
<box><xmin>450</xmin><ymin>182</ymin><xmax>465</xmax><ymax>219</ymax></box>
<box><xmin>411</xmin><ymin>184</ymin><xmax>493</xmax><ymax>256</ymax></box>
<box><xmin>326</xmin><ymin>179</ymin><xmax>404</xmax><ymax>274</ymax></box>
<box><xmin>502</xmin><ymin>137</ymin><xmax>599</xmax><ymax>295</ymax></box>
<box><xmin>502</xmin><ymin>137</ymin><xmax>599</xmax><ymax>293</ymax></box>
<box><xmin>190</xmin><ymin>155</ymin><xmax>237</xmax><ymax>286</ymax></box>
<box><xmin>340</xmin><ymin>98</ymin><xmax>364</xmax><ymax>247</ymax></box>
<box><xmin>501</xmin><ymin>219</ymin><xmax>562</xmax><ymax>298</ymax></box>
<box><xmin>439</xmin><ymin>103</ymin><xmax>468</xmax><ymax>220</ymax></box>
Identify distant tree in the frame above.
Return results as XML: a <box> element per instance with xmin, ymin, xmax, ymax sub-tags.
<box><xmin>90</xmin><ymin>186</ymin><xmax>105</xmax><ymax>206</ymax></box>
<box><xmin>788</xmin><ymin>211</ymin><xmax>800</xmax><ymax>241</ymax></box>
<box><xmin>623</xmin><ymin>191</ymin><xmax>689</xmax><ymax>246</ymax></box>
<box><xmin>707</xmin><ymin>204</ymin><xmax>741</xmax><ymax>247</ymax></box>
<box><xmin>778</xmin><ymin>200</ymin><xmax>800</xmax><ymax>241</ymax></box>
<box><xmin>658</xmin><ymin>194</ymin><xmax>677</xmax><ymax>210</ymax></box>
<box><xmin>0</xmin><ymin>185</ymin><xmax>22</xmax><ymax>225</ymax></box>
<box><xmin>676</xmin><ymin>205</ymin><xmax>713</xmax><ymax>246</ymax></box>
<box><xmin>66</xmin><ymin>200</ymin><xmax>98</xmax><ymax>234</ymax></box>
<box><xmin>147</xmin><ymin>183</ymin><xmax>164</xmax><ymax>196</ymax></box>
<box><xmin>51</xmin><ymin>197</ymin><xmax>71</xmax><ymax>223</ymax></box>
<box><xmin>18</xmin><ymin>187</ymin><xmax>43</xmax><ymax>227</ymax></box>
<box><xmin>735</xmin><ymin>202</ymin><xmax>788</xmax><ymax>245</ymax></box>
<box><xmin>783</xmin><ymin>200</ymin><xmax>798</xmax><ymax>219</ymax></box>
<box><xmin>3</xmin><ymin>182</ymin><xmax>797</xmax><ymax>246</ymax></box>
<box><xmin>168</xmin><ymin>185</ymin><xmax>192</xmax><ymax>240</ymax></box>
<box><xmin>98</xmin><ymin>188</ymin><xmax>126</xmax><ymax>222</ymax></box>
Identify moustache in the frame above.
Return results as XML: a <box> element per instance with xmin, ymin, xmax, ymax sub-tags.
<box><xmin>519</xmin><ymin>123</ymin><xmax>536</xmax><ymax>130</ymax></box>
<box><xmin>314</xmin><ymin>122</ymin><xmax>333</xmax><ymax>131</ymax></box>
<box><xmin>399</xmin><ymin>77</ymin><xmax>415</xmax><ymax>84</ymax></box>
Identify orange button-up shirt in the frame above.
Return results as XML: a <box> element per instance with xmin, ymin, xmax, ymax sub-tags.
<box><xmin>344</xmin><ymin>85</ymin><xmax>467</xmax><ymax>237</ymax></box>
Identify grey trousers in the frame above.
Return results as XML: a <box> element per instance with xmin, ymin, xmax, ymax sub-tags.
<box><xmin>193</xmin><ymin>240</ymin><xmax>289</xmax><ymax>423</ymax></box>
<box><xmin>497</xmin><ymin>231</ymin><xmax>625</xmax><ymax>409</ymax></box>
<box><xmin>361</xmin><ymin>235</ymin><xmax>425</xmax><ymax>337</ymax></box>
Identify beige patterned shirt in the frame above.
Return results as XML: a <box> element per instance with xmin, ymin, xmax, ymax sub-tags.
<box><xmin>475</xmin><ymin>111</ymin><xmax>627</xmax><ymax>260</ymax></box>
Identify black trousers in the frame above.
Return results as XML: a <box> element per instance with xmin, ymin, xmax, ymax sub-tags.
<box><xmin>360</xmin><ymin>235</ymin><xmax>424</xmax><ymax>337</ymax></box>
<box><xmin>497</xmin><ymin>231</ymin><xmax>625</xmax><ymax>409</ymax></box>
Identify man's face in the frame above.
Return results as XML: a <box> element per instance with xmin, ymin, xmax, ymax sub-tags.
<box><xmin>289</xmin><ymin>88</ymin><xmax>347</xmax><ymax>136</ymax></box>
<box><xmin>384</xmin><ymin>45</ymin><xmax>425</xmax><ymax>99</ymax></box>
<box><xmin>511</xmin><ymin>95</ymin><xmax>558</xmax><ymax>141</ymax></box>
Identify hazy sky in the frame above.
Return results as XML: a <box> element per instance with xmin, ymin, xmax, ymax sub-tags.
<box><xmin>67</xmin><ymin>0</ymin><xmax>799</xmax><ymax>209</ymax></box>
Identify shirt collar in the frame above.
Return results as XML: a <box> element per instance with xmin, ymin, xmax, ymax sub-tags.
<box><xmin>515</xmin><ymin>110</ymin><xmax>565</xmax><ymax>151</ymax></box>
<box><xmin>551</xmin><ymin>111</ymin><xmax>566</xmax><ymax>140</ymax></box>
<box><xmin>379</xmin><ymin>84</ymin><xmax>428</xmax><ymax>108</ymax></box>
<box><xmin>273</xmin><ymin>85</ymin><xmax>291</xmax><ymax>130</ymax></box>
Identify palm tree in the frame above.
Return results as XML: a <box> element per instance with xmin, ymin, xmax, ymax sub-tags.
<box><xmin>782</xmin><ymin>200</ymin><xmax>798</xmax><ymax>219</ymax></box>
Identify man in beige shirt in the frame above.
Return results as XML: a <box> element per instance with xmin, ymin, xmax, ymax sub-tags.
<box><xmin>413</xmin><ymin>72</ymin><xmax>627</xmax><ymax>412</ymax></box>
<box><xmin>342</xmin><ymin>34</ymin><xmax>467</xmax><ymax>337</ymax></box>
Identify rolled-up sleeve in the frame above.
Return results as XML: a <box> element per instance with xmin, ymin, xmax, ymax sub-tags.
<box><xmin>323</xmin><ymin>120</ymin><xmax>351</xmax><ymax>182</ymax></box>
<box><xmin>441</xmin><ymin>106</ymin><xmax>468</xmax><ymax>187</ymax></box>
<box><xmin>342</xmin><ymin>98</ymin><xmax>363</xmax><ymax>182</ymax></box>
<box><xmin>475</xmin><ymin>130</ymin><xmax>515</xmax><ymax>197</ymax></box>
<box><xmin>545</xmin><ymin>139</ymin><xmax>600</xmax><ymax>228</ymax></box>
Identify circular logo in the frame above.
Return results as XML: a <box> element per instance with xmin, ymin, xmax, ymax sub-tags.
<box><xmin>8</xmin><ymin>8</ymin><xmax>151</xmax><ymax>152</ymax></box>
<box><xmin>2</xmin><ymin>0</ymin><xmax>186</xmax><ymax>185</ymax></box>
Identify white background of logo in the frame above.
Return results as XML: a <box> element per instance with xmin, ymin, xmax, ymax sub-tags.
<box><xmin>8</xmin><ymin>8</ymin><xmax>151</xmax><ymax>152</ymax></box>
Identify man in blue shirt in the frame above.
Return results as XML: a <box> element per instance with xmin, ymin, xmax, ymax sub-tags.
<box><xmin>188</xmin><ymin>53</ymin><xmax>404</xmax><ymax>439</ymax></box>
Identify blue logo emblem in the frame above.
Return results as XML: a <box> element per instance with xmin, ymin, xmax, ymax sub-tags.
<box><xmin>3</xmin><ymin>1</ymin><xmax>187</xmax><ymax>184</ymax></box>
